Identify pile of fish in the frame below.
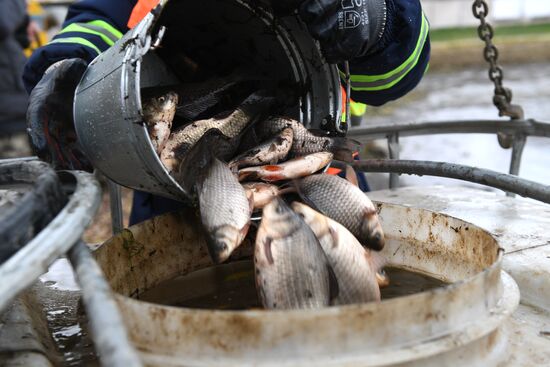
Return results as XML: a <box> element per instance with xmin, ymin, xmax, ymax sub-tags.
<box><xmin>142</xmin><ymin>83</ymin><xmax>387</xmax><ymax>310</ymax></box>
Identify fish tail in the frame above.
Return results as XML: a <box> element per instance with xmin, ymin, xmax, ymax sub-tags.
<box><xmin>329</xmin><ymin>137</ymin><xmax>361</xmax><ymax>163</ymax></box>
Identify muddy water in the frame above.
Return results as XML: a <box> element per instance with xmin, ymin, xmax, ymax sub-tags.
<box><xmin>138</xmin><ymin>260</ymin><xmax>446</xmax><ymax>309</ymax></box>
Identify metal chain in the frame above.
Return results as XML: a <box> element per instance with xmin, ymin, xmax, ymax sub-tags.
<box><xmin>472</xmin><ymin>1</ymin><xmax>524</xmax><ymax>118</ymax></box>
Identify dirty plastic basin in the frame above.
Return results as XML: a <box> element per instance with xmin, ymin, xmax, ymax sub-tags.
<box><xmin>94</xmin><ymin>202</ymin><xmax>519</xmax><ymax>366</ymax></box>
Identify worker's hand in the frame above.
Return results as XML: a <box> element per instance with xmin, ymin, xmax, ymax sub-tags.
<box><xmin>297</xmin><ymin>0</ymin><xmax>387</xmax><ymax>63</ymax></box>
<box><xmin>26</xmin><ymin>58</ymin><xmax>92</xmax><ymax>171</ymax></box>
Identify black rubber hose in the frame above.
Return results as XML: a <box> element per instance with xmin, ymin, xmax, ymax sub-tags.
<box><xmin>353</xmin><ymin>159</ymin><xmax>550</xmax><ymax>204</ymax></box>
<box><xmin>0</xmin><ymin>159</ymin><xmax>67</xmax><ymax>263</ymax></box>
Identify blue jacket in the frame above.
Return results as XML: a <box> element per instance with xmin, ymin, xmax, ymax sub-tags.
<box><xmin>23</xmin><ymin>0</ymin><xmax>430</xmax><ymax>107</ymax></box>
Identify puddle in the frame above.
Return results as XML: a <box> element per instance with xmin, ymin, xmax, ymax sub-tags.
<box><xmin>138</xmin><ymin>260</ymin><xmax>446</xmax><ymax>309</ymax></box>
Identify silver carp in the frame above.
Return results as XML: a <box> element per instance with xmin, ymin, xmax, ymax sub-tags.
<box><xmin>292</xmin><ymin>202</ymin><xmax>383</xmax><ymax>305</ymax></box>
<box><xmin>229</xmin><ymin>127</ymin><xmax>293</xmax><ymax>169</ymax></box>
<box><xmin>294</xmin><ymin>173</ymin><xmax>385</xmax><ymax>251</ymax></box>
<box><xmin>256</xmin><ymin>117</ymin><xmax>359</xmax><ymax>162</ymax></box>
<box><xmin>238</xmin><ymin>151</ymin><xmax>333</xmax><ymax>182</ymax></box>
<box><xmin>142</xmin><ymin>91</ymin><xmax>179</xmax><ymax>154</ymax></box>
<box><xmin>254</xmin><ymin>197</ymin><xmax>334</xmax><ymax>309</ymax></box>
<box><xmin>197</xmin><ymin>158</ymin><xmax>253</xmax><ymax>264</ymax></box>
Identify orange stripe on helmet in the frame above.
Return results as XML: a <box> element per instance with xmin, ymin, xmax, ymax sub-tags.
<box><xmin>128</xmin><ymin>0</ymin><xmax>160</xmax><ymax>29</ymax></box>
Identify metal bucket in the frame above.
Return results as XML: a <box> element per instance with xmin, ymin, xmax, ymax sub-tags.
<box><xmin>73</xmin><ymin>0</ymin><xmax>341</xmax><ymax>202</ymax></box>
<box><xmin>94</xmin><ymin>202</ymin><xmax>519</xmax><ymax>366</ymax></box>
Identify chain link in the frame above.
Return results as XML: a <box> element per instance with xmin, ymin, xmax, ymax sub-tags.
<box><xmin>472</xmin><ymin>0</ymin><xmax>524</xmax><ymax>121</ymax></box>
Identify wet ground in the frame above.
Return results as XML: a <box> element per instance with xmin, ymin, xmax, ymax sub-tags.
<box><xmin>355</xmin><ymin>62</ymin><xmax>550</xmax><ymax>190</ymax></box>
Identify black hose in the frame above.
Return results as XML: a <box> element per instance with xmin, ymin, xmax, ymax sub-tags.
<box><xmin>0</xmin><ymin>159</ymin><xmax>67</xmax><ymax>263</ymax></box>
<box><xmin>353</xmin><ymin>159</ymin><xmax>550</xmax><ymax>204</ymax></box>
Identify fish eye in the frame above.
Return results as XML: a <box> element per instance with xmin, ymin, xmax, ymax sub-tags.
<box><xmin>158</xmin><ymin>96</ymin><xmax>165</xmax><ymax>103</ymax></box>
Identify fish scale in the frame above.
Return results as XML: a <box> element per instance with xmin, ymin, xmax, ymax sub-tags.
<box><xmin>254</xmin><ymin>197</ymin><xmax>331</xmax><ymax>309</ymax></box>
<box><xmin>295</xmin><ymin>173</ymin><xmax>385</xmax><ymax>250</ymax></box>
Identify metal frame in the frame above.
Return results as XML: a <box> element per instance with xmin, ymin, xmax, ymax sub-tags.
<box><xmin>0</xmin><ymin>162</ymin><xmax>143</xmax><ymax>367</ymax></box>
<box><xmin>348</xmin><ymin>118</ymin><xmax>550</xmax><ymax>192</ymax></box>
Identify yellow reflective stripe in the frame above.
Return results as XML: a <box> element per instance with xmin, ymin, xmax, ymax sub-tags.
<box><xmin>49</xmin><ymin>37</ymin><xmax>101</xmax><ymax>55</ymax></box>
<box><xmin>345</xmin><ymin>12</ymin><xmax>429</xmax><ymax>91</ymax></box>
<box><xmin>59</xmin><ymin>23</ymin><xmax>116</xmax><ymax>46</ymax></box>
<box><xmin>350</xmin><ymin>101</ymin><xmax>367</xmax><ymax>116</ymax></box>
<box><xmin>87</xmin><ymin>20</ymin><xmax>123</xmax><ymax>40</ymax></box>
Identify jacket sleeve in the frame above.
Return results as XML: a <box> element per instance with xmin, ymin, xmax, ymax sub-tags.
<box><xmin>0</xmin><ymin>0</ymin><xmax>27</xmax><ymax>41</ymax></box>
<box><xmin>23</xmin><ymin>0</ymin><xmax>137</xmax><ymax>93</ymax></box>
<box><xmin>345</xmin><ymin>0</ymin><xmax>430</xmax><ymax>106</ymax></box>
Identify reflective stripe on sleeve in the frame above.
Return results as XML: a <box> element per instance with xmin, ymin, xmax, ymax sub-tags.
<box><xmin>58</xmin><ymin>22</ymin><xmax>120</xmax><ymax>47</ymax></box>
<box><xmin>49</xmin><ymin>37</ymin><xmax>102</xmax><ymax>55</ymax></box>
<box><xmin>343</xmin><ymin>12</ymin><xmax>429</xmax><ymax>92</ymax></box>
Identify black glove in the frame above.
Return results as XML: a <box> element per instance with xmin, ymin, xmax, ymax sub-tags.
<box><xmin>297</xmin><ymin>0</ymin><xmax>387</xmax><ymax>63</ymax></box>
<box><xmin>26</xmin><ymin>58</ymin><xmax>92</xmax><ymax>171</ymax></box>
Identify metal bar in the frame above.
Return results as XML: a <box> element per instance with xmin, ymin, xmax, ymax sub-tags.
<box><xmin>108</xmin><ymin>180</ymin><xmax>123</xmax><ymax>234</ymax></box>
<box><xmin>0</xmin><ymin>171</ymin><xmax>101</xmax><ymax>313</ymax></box>
<box><xmin>347</xmin><ymin>119</ymin><xmax>550</xmax><ymax>142</ymax></box>
<box><xmin>507</xmin><ymin>133</ymin><xmax>527</xmax><ymax>197</ymax></box>
<box><xmin>68</xmin><ymin>241</ymin><xmax>143</xmax><ymax>367</ymax></box>
<box><xmin>387</xmin><ymin>133</ymin><xmax>400</xmax><ymax>189</ymax></box>
<box><xmin>509</xmin><ymin>134</ymin><xmax>527</xmax><ymax>176</ymax></box>
<box><xmin>353</xmin><ymin>159</ymin><xmax>550</xmax><ymax>204</ymax></box>
<box><xmin>0</xmin><ymin>156</ymin><xmax>39</xmax><ymax>164</ymax></box>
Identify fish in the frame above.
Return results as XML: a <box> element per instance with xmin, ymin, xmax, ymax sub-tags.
<box><xmin>241</xmin><ymin>182</ymin><xmax>281</xmax><ymax>209</ymax></box>
<box><xmin>229</xmin><ymin>127</ymin><xmax>293</xmax><ymax>169</ymax></box>
<box><xmin>256</xmin><ymin>117</ymin><xmax>360</xmax><ymax>162</ymax></box>
<box><xmin>173</xmin><ymin>129</ymin><xmax>240</xmax><ymax>194</ymax></box>
<box><xmin>238</xmin><ymin>151</ymin><xmax>333</xmax><ymax>182</ymax></box>
<box><xmin>160</xmin><ymin>91</ymin><xmax>276</xmax><ymax>173</ymax></box>
<box><xmin>197</xmin><ymin>157</ymin><xmax>253</xmax><ymax>264</ymax></box>
<box><xmin>293</xmin><ymin>173</ymin><xmax>385</xmax><ymax>250</ymax></box>
<box><xmin>142</xmin><ymin>91</ymin><xmax>179</xmax><ymax>154</ymax></box>
<box><xmin>376</xmin><ymin>269</ymin><xmax>390</xmax><ymax>288</ymax></box>
<box><xmin>254</xmin><ymin>197</ymin><xmax>335</xmax><ymax>309</ymax></box>
<box><xmin>291</xmin><ymin>202</ymin><xmax>383</xmax><ymax>305</ymax></box>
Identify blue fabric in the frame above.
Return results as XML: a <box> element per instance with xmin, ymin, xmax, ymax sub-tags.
<box><xmin>129</xmin><ymin>190</ymin><xmax>185</xmax><ymax>226</ymax></box>
<box><xmin>347</xmin><ymin>0</ymin><xmax>430</xmax><ymax>106</ymax></box>
<box><xmin>23</xmin><ymin>0</ymin><xmax>136</xmax><ymax>93</ymax></box>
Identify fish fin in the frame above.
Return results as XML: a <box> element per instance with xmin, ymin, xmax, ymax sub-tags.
<box><xmin>264</xmin><ymin>165</ymin><xmax>283</xmax><ymax>171</ymax></box>
<box><xmin>376</xmin><ymin>268</ymin><xmax>390</xmax><ymax>288</ymax></box>
<box><xmin>326</xmin><ymin>263</ymin><xmax>340</xmax><ymax>304</ymax></box>
<box><xmin>263</xmin><ymin>236</ymin><xmax>274</xmax><ymax>265</ymax></box>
